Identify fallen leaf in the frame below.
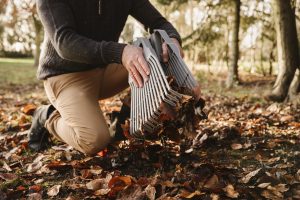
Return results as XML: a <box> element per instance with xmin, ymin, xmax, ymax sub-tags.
<box><xmin>97</xmin><ymin>148</ymin><xmax>108</xmax><ymax>157</ymax></box>
<box><xmin>86</xmin><ymin>179</ymin><xmax>104</xmax><ymax>191</ymax></box>
<box><xmin>179</xmin><ymin>190</ymin><xmax>203</xmax><ymax>199</ymax></box>
<box><xmin>145</xmin><ymin>185</ymin><xmax>156</xmax><ymax>200</ymax></box>
<box><xmin>47</xmin><ymin>161</ymin><xmax>72</xmax><ymax>171</ymax></box>
<box><xmin>29</xmin><ymin>185</ymin><xmax>42</xmax><ymax>192</ymax></box>
<box><xmin>80</xmin><ymin>169</ymin><xmax>93</xmax><ymax>179</ymax></box>
<box><xmin>185</xmin><ymin>148</ymin><xmax>194</xmax><ymax>154</ymax></box>
<box><xmin>94</xmin><ymin>189</ymin><xmax>110</xmax><ymax>196</ymax></box>
<box><xmin>204</xmin><ymin>174</ymin><xmax>219</xmax><ymax>190</ymax></box>
<box><xmin>34</xmin><ymin>179</ymin><xmax>44</xmax><ymax>184</ymax></box>
<box><xmin>241</xmin><ymin>168</ymin><xmax>261</xmax><ymax>184</ymax></box>
<box><xmin>47</xmin><ymin>185</ymin><xmax>61</xmax><ymax>197</ymax></box>
<box><xmin>21</xmin><ymin>104</ymin><xmax>37</xmax><ymax>115</ymax></box>
<box><xmin>193</xmin><ymin>133</ymin><xmax>208</xmax><ymax>146</ymax></box>
<box><xmin>137</xmin><ymin>177</ymin><xmax>149</xmax><ymax>187</ymax></box>
<box><xmin>224</xmin><ymin>184</ymin><xmax>239</xmax><ymax>198</ymax></box>
<box><xmin>258</xmin><ymin>183</ymin><xmax>271</xmax><ymax>188</ymax></box>
<box><xmin>2</xmin><ymin>161</ymin><xmax>12</xmax><ymax>172</ymax></box>
<box><xmin>108</xmin><ymin>176</ymin><xmax>132</xmax><ymax>192</ymax></box>
<box><xmin>16</xmin><ymin>185</ymin><xmax>26</xmax><ymax>191</ymax></box>
<box><xmin>231</xmin><ymin>143</ymin><xmax>243</xmax><ymax>150</ymax></box>
<box><xmin>0</xmin><ymin>173</ymin><xmax>18</xmax><ymax>181</ymax></box>
<box><xmin>65</xmin><ymin>196</ymin><xmax>79</xmax><ymax>200</ymax></box>
<box><xmin>280</xmin><ymin>115</ymin><xmax>294</xmax><ymax>122</ymax></box>
<box><xmin>267</xmin><ymin>157</ymin><xmax>280</xmax><ymax>164</ymax></box>
<box><xmin>161</xmin><ymin>180</ymin><xmax>178</xmax><ymax>188</ymax></box>
<box><xmin>210</xmin><ymin>193</ymin><xmax>220</xmax><ymax>200</ymax></box>
<box><xmin>27</xmin><ymin>161</ymin><xmax>43</xmax><ymax>173</ymax></box>
<box><xmin>27</xmin><ymin>193</ymin><xmax>42</xmax><ymax>200</ymax></box>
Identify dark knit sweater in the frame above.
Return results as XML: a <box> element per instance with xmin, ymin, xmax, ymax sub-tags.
<box><xmin>36</xmin><ymin>0</ymin><xmax>181</xmax><ymax>80</ymax></box>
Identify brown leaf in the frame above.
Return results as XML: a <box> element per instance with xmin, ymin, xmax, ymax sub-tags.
<box><xmin>116</xmin><ymin>184</ymin><xmax>146</xmax><ymax>200</ymax></box>
<box><xmin>97</xmin><ymin>148</ymin><xmax>108</xmax><ymax>157</ymax></box>
<box><xmin>159</xmin><ymin>102</ymin><xmax>177</xmax><ymax>121</ymax></box>
<box><xmin>16</xmin><ymin>186</ymin><xmax>26</xmax><ymax>191</ymax></box>
<box><xmin>145</xmin><ymin>185</ymin><xmax>156</xmax><ymax>200</ymax></box>
<box><xmin>179</xmin><ymin>190</ymin><xmax>203</xmax><ymax>199</ymax></box>
<box><xmin>47</xmin><ymin>185</ymin><xmax>61</xmax><ymax>197</ymax></box>
<box><xmin>86</xmin><ymin>179</ymin><xmax>104</xmax><ymax>191</ymax></box>
<box><xmin>2</xmin><ymin>161</ymin><xmax>12</xmax><ymax>172</ymax></box>
<box><xmin>137</xmin><ymin>177</ymin><xmax>149</xmax><ymax>187</ymax></box>
<box><xmin>258</xmin><ymin>183</ymin><xmax>271</xmax><ymax>188</ymax></box>
<box><xmin>289</xmin><ymin>122</ymin><xmax>300</xmax><ymax>128</ymax></box>
<box><xmin>47</xmin><ymin>161</ymin><xmax>72</xmax><ymax>171</ymax></box>
<box><xmin>224</xmin><ymin>184</ymin><xmax>239</xmax><ymax>198</ymax></box>
<box><xmin>21</xmin><ymin>104</ymin><xmax>37</xmax><ymax>115</ymax></box>
<box><xmin>30</xmin><ymin>185</ymin><xmax>42</xmax><ymax>192</ymax></box>
<box><xmin>204</xmin><ymin>174</ymin><xmax>219</xmax><ymax>190</ymax></box>
<box><xmin>66</xmin><ymin>196</ymin><xmax>79</xmax><ymax>200</ymax></box>
<box><xmin>241</xmin><ymin>168</ymin><xmax>261</xmax><ymax>184</ymax></box>
<box><xmin>27</xmin><ymin>193</ymin><xmax>42</xmax><ymax>200</ymax></box>
<box><xmin>210</xmin><ymin>194</ymin><xmax>220</xmax><ymax>200</ymax></box>
<box><xmin>27</xmin><ymin>161</ymin><xmax>43</xmax><ymax>173</ymax></box>
<box><xmin>267</xmin><ymin>157</ymin><xmax>280</xmax><ymax>164</ymax></box>
<box><xmin>108</xmin><ymin>176</ymin><xmax>133</xmax><ymax>192</ymax></box>
<box><xmin>89</xmin><ymin>166</ymin><xmax>103</xmax><ymax>176</ymax></box>
<box><xmin>161</xmin><ymin>180</ymin><xmax>178</xmax><ymax>188</ymax></box>
<box><xmin>94</xmin><ymin>189</ymin><xmax>110</xmax><ymax>196</ymax></box>
<box><xmin>80</xmin><ymin>169</ymin><xmax>93</xmax><ymax>179</ymax></box>
<box><xmin>0</xmin><ymin>173</ymin><xmax>18</xmax><ymax>181</ymax></box>
<box><xmin>231</xmin><ymin>143</ymin><xmax>243</xmax><ymax>150</ymax></box>
<box><xmin>280</xmin><ymin>115</ymin><xmax>294</xmax><ymax>122</ymax></box>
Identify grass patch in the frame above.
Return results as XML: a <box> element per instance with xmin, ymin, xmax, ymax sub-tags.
<box><xmin>0</xmin><ymin>57</ymin><xmax>38</xmax><ymax>86</ymax></box>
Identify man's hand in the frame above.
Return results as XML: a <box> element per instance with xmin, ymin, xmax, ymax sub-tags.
<box><xmin>122</xmin><ymin>45</ymin><xmax>150</xmax><ymax>88</ymax></box>
<box><xmin>162</xmin><ymin>38</ymin><xmax>184</xmax><ymax>62</ymax></box>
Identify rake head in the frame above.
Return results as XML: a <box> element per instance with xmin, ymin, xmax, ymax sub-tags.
<box><xmin>129</xmin><ymin>30</ymin><xmax>204</xmax><ymax>139</ymax></box>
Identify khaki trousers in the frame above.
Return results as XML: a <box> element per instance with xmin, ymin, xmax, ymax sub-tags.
<box><xmin>44</xmin><ymin>64</ymin><xmax>128</xmax><ymax>155</ymax></box>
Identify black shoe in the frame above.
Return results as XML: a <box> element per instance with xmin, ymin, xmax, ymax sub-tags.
<box><xmin>110</xmin><ymin>103</ymin><xmax>130</xmax><ymax>141</ymax></box>
<box><xmin>28</xmin><ymin>105</ymin><xmax>55</xmax><ymax>151</ymax></box>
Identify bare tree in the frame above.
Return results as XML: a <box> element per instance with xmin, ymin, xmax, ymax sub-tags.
<box><xmin>19</xmin><ymin>0</ymin><xmax>43</xmax><ymax>66</ymax></box>
<box><xmin>226</xmin><ymin>0</ymin><xmax>241</xmax><ymax>88</ymax></box>
<box><xmin>287</xmin><ymin>0</ymin><xmax>300</xmax><ymax>103</ymax></box>
<box><xmin>266</xmin><ymin>0</ymin><xmax>299</xmax><ymax>102</ymax></box>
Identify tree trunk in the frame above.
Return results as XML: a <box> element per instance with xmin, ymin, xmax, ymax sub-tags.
<box><xmin>226</xmin><ymin>0</ymin><xmax>241</xmax><ymax>88</ymax></box>
<box><xmin>288</xmin><ymin>69</ymin><xmax>300</xmax><ymax>103</ymax></box>
<box><xmin>266</xmin><ymin>0</ymin><xmax>299</xmax><ymax>102</ymax></box>
<box><xmin>33</xmin><ymin>16</ymin><xmax>43</xmax><ymax>67</ymax></box>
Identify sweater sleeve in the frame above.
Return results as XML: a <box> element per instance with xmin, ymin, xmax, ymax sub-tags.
<box><xmin>36</xmin><ymin>0</ymin><xmax>126</xmax><ymax>65</ymax></box>
<box><xmin>130</xmin><ymin>0</ymin><xmax>182</xmax><ymax>45</ymax></box>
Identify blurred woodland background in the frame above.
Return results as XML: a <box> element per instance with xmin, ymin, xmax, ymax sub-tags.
<box><xmin>0</xmin><ymin>0</ymin><xmax>299</xmax><ymax>103</ymax></box>
<box><xmin>1</xmin><ymin>1</ymin><xmax>300</xmax><ymax>199</ymax></box>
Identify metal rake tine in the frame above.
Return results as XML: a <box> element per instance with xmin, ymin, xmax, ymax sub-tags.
<box><xmin>172</xmin><ymin>56</ymin><xmax>191</xmax><ymax>88</ymax></box>
<box><xmin>132</xmin><ymin>85</ymin><xmax>138</xmax><ymax>134</ymax></box>
<box><xmin>169</xmin><ymin>55</ymin><xmax>184</xmax><ymax>86</ymax></box>
<box><xmin>129</xmin><ymin>81</ymin><xmax>136</xmax><ymax>134</ymax></box>
<box><xmin>150</xmin><ymin>57</ymin><xmax>180</xmax><ymax>107</ymax></box>
<box><xmin>129</xmin><ymin>83</ymin><xmax>134</xmax><ymax>134</ymax></box>
<box><xmin>149</xmin><ymin>57</ymin><xmax>165</xmax><ymax>105</ymax></box>
<box><xmin>173</xmin><ymin>55</ymin><xmax>197</xmax><ymax>88</ymax></box>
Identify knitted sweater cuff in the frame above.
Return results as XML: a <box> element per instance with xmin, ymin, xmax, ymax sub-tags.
<box><xmin>102</xmin><ymin>42</ymin><xmax>127</xmax><ymax>64</ymax></box>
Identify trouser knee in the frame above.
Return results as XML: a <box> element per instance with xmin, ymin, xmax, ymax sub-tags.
<box><xmin>75</xmin><ymin>128</ymin><xmax>111</xmax><ymax>155</ymax></box>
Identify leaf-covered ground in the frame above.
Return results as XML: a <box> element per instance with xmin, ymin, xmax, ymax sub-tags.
<box><xmin>0</xmin><ymin>77</ymin><xmax>300</xmax><ymax>200</ymax></box>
